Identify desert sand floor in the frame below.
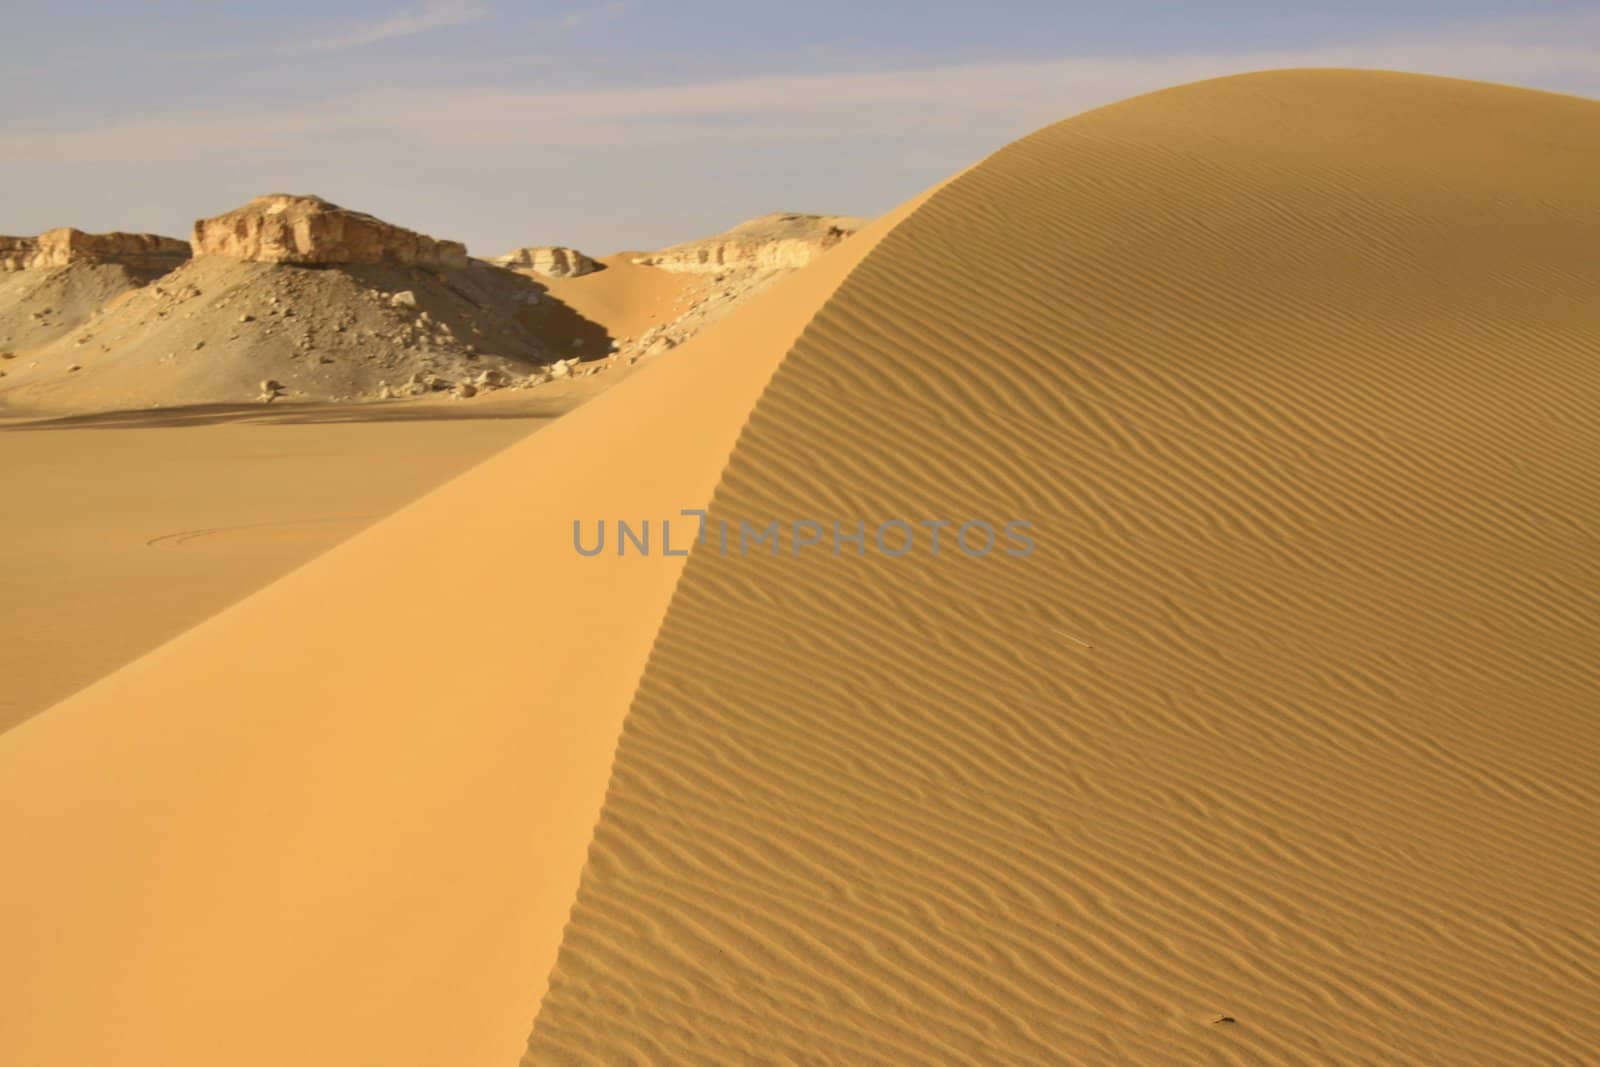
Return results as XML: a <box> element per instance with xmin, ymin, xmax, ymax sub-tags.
<box><xmin>0</xmin><ymin>68</ymin><xmax>1597</xmax><ymax>1067</ymax></box>
<box><xmin>0</xmin><ymin>399</ymin><xmax>568</xmax><ymax>731</ymax></box>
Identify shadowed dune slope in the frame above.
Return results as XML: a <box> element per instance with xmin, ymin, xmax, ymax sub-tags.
<box><xmin>0</xmin><ymin>197</ymin><xmax>925</xmax><ymax>1066</ymax></box>
<box><xmin>524</xmin><ymin>71</ymin><xmax>1600</xmax><ymax>1064</ymax></box>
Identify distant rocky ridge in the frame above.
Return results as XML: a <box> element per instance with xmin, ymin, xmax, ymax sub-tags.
<box><xmin>491</xmin><ymin>246</ymin><xmax>600</xmax><ymax>278</ymax></box>
<box><xmin>632</xmin><ymin>213</ymin><xmax>867</xmax><ymax>274</ymax></box>
<box><xmin>0</xmin><ymin>229</ymin><xmax>190</xmax><ymax>273</ymax></box>
<box><xmin>0</xmin><ymin>230</ymin><xmax>192</xmax><ymax>357</ymax></box>
<box><xmin>191</xmin><ymin>194</ymin><xmax>469</xmax><ymax>270</ymax></box>
<box><xmin>2</xmin><ymin>197</ymin><xmax>869</xmax><ymax>414</ymax></box>
<box><xmin>601</xmin><ymin>213</ymin><xmax>869</xmax><ymax>370</ymax></box>
<box><xmin>1</xmin><ymin>194</ymin><xmax>560</xmax><ymax>411</ymax></box>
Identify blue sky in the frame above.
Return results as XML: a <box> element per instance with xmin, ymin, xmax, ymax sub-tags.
<box><xmin>3</xmin><ymin>2</ymin><xmax>1598</xmax><ymax>253</ymax></box>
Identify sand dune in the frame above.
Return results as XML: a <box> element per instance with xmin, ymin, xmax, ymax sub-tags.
<box><xmin>0</xmin><ymin>192</ymin><xmax>916</xmax><ymax>1065</ymax></box>
<box><xmin>1</xmin><ymin>67</ymin><xmax>1597</xmax><ymax>1067</ymax></box>
<box><xmin>531</xmin><ymin>254</ymin><xmax>694</xmax><ymax>351</ymax></box>
<box><xmin>523</xmin><ymin>70</ymin><xmax>1600</xmax><ymax>1064</ymax></box>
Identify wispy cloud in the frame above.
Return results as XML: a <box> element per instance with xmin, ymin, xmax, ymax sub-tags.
<box><xmin>7</xmin><ymin>28</ymin><xmax>1596</xmax><ymax>162</ymax></box>
<box><xmin>543</xmin><ymin>0</ymin><xmax>627</xmax><ymax>34</ymax></box>
<box><xmin>1</xmin><ymin>10</ymin><xmax>1596</xmax><ymax>251</ymax></box>
<box><xmin>305</xmin><ymin>0</ymin><xmax>490</xmax><ymax>51</ymax></box>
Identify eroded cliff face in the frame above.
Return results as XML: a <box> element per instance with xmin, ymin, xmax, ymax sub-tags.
<box><xmin>632</xmin><ymin>213</ymin><xmax>867</xmax><ymax>274</ymax></box>
<box><xmin>491</xmin><ymin>246</ymin><xmax>600</xmax><ymax>278</ymax></box>
<box><xmin>0</xmin><ymin>237</ymin><xmax>35</xmax><ymax>272</ymax></box>
<box><xmin>0</xmin><ymin>229</ymin><xmax>190</xmax><ymax>272</ymax></box>
<box><xmin>191</xmin><ymin>194</ymin><xmax>469</xmax><ymax>270</ymax></box>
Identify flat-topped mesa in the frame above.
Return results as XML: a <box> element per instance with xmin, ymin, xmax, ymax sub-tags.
<box><xmin>491</xmin><ymin>245</ymin><xmax>600</xmax><ymax>278</ymax></box>
<box><xmin>633</xmin><ymin>212</ymin><xmax>868</xmax><ymax>274</ymax></box>
<box><xmin>0</xmin><ymin>229</ymin><xmax>190</xmax><ymax>272</ymax></box>
<box><xmin>191</xmin><ymin>194</ymin><xmax>469</xmax><ymax>270</ymax></box>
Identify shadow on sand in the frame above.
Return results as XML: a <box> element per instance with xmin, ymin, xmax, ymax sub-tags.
<box><xmin>1</xmin><ymin>396</ymin><xmax>579</xmax><ymax>432</ymax></box>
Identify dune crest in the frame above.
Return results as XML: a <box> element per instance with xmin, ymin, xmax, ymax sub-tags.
<box><xmin>523</xmin><ymin>70</ymin><xmax>1600</xmax><ymax>1064</ymax></box>
<box><xmin>0</xmin><ymin>185</ymin><xmax>920</xmax><ymax>1066</ymax></box>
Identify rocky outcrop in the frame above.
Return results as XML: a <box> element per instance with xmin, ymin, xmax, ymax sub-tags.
<box><xmin>0</xmin><ymin>251</ymin><xmax>580</xmax><ymax>412</ymax></box>
<box><xmin>191</xmin><ymin>194</ymin><xmax>469</xmax><ymax>270</ymax></box>
<box><xmin>0</xmin><ymin>229</ymin><xmax>190</xmax><ymax>272</ymax></box>
<box><xmin>0</xmin><ymin>237</ymin><xmax>36</xmax><ymax>272</ymax></box>
<box><xmin>492</xmin><ymin>245</ymin><xmax>600</xmax><ymax>277</ymax></box>
<box><xmin>596</xmin><ymin>212</ymin><xmax>867</xmax><ymax>369</ymax></box>
<box><xmin>633</xmin><ymin>213</ymin><xmax>866</xmax><ymax>274</ymax></box>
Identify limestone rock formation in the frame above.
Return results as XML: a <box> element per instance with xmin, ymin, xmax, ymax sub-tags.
<box><xmin>191</xmin><ymin>194</ymin><xmax>469</xmax><ymax>270</ymax></box>
<box><xmin>0</xmin><ymin>250</ymin><xmax>589</xmax><ymax>413</ymax></box>
<box><xmin>597</xmin><ymin>212</ymin><xmax>869</xmax><ymax>369</ymax></box>
<box><xmin>492</xmin><ymin>246</ymin><xmax>600</xmax><ymax>278</ymax></box>
<box><xmin>632</xmin><ymin>213</ymin><xmax>866</xmax><ymax>274</ymax></box>
<box><xmin>0</xmin><ymin>229</ymin><xmax>190</xmax><ymax>272</ymax></box>
<box><xmin>0</xmin><ymin>237</ymin><xmax>36</xmax><ymax>272</ymax></box>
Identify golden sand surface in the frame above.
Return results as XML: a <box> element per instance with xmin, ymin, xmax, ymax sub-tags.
<box><xmin>524</xmin><ymin>71</ymin><xmax>1600</xmax><ymax>1064</ymax></box>
<box><xmin>0</xmin><ymin>69</ymin><xmax>1597</xmax><ymax>1067</ymax></box>
<box><xmin>0</xmin><ymin>190</ymin><xmax>922</xmax><ymax>1065</ymax></box>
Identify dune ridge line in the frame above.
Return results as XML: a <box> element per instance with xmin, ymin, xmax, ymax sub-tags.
<box><xmin>522</xmin><ymin>69</ymin><xmax>1600</xmax><ymax>1065</ymax></box>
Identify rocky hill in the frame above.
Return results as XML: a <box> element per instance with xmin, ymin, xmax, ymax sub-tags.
<box><xmin>0</xmin><ymin>228</ymin><xmax>190</xmax><ymax>358</ymax></box>
<box><xmin>632</xmin><ymin>213</ymin><xmax>866</xmax><ymax>274</ymax></box>
<box><xmin>0</xmin><ymin>196</ymin><xmax>584</xmax><ymax>413</ymax></box>
<box><xmin>1</xmin><ymin>201</ymin><xmax>872</xmax><ymax>414</ymax></box>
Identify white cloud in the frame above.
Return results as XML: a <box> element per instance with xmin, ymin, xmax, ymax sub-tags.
<box><xmin>1</xmin><ymin>10</ymin><xmax>1595</xmax><ymax>251</ymax></box>
<box><xmin>5</xmin><ymin>31</ymin><xmax>1596</xmax><ymax>163</ymax></box>
<box><xmin>294</xmin><ymin>0</ymin><xmax>622</xmax><ymax>52</ymax></box>
<box><xmin>304</xmin><ymin>0</ymin><xmax>490</xmax><ymax>51</ymax></box>
<box><xmin>542</xmin><ymin>0</ymin><xmax>627</xmax><ymax>34</ymax></box>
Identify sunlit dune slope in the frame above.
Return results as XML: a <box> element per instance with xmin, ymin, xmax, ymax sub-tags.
<box><xmin>524</xmin><ymin>71</ymin><xmax>1600</xmax><ymax>1065</ymax></box>
<box><xmin>0</xmin><ymin>198</ymin><xmax>924</xmax><ymax>1066</ymax></box>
